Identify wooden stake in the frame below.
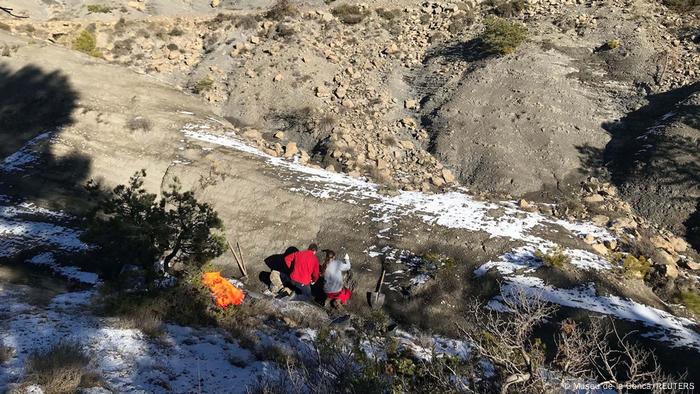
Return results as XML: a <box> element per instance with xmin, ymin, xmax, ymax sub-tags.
<box><xmin>226</xmin><ymin>237</ymin><xmax>247</xmax><ymax>278</ymax></box>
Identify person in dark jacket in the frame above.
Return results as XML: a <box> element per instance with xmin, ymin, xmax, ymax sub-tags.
<box><xmin>283</xmin><ymin>243</ymin><xmax>320</xmax><ymax>300</ymax></box>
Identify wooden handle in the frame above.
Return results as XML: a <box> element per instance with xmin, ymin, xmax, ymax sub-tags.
<box><xmin>376</xmin><ymin>268</ymin><xmax>386</xmax><ymax>293</ymax></box>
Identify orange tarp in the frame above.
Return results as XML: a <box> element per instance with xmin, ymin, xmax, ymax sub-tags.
<box><xmin>202</xmin><ymin>272</ymin><xmax>245</xmax><ymax>308</ymax></box>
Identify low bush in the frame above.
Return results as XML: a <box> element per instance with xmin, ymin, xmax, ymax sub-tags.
<box><xmin>620</xmin><ymin>254</ymin><xmax>652</xmax><ymax>280</ymax></box>
<box><xmin>480</xmin><ymin>17</ymin><xmax>527</xmax><ymax>55</ymax></box>
<box><xmin>193</xmin><ymin>77</ymin><xmax>214</xmax><ymax>94</ymax></box>
<box><xmin>332</xmin><ymin>4</ymin><xmax>370</xmax><ymax>25</ymax></box>
<box><xmin>604</xmin><ymin>39</ymin><xmax>620</xmax><ymax>50</ymax></box>
<box><xmin>23</xmin><ymin>342</ymin><xmax>98</xmax><ymax>394</ymax></box>
<box><xmin>72</xmin><ymin>30</ymin><xmax>102</xmax><ymax>57</ymax></box>
<box><xmin>675</xmin><ymin>290</ymin><xmax>700</xmax><ymax>317</ymax></box>
<box><xmin>265</xmin><ymin>0</ymin><xmax>299</xmax><ymax>21</ymax></box>
<box><xmin>126</xmin><ymin>116</ymin><xmax>152</xmax><ymax>132</ymax></box>
<box><xmin>663</xmin><ymin>0</ymin><xmax>700</xmax><ymax>12</ymax></box>
<box><xmin>168</xmin><ymin>27</ymin><xmax>185</xmax><ymax>36</ymax></box>
<box><xmin>87</xmin><ymin>4</ymin><xmax>112</xmax><ymax>13</ymax></box>
<box><xmin>535</xmin><ymin>247</ymin><xmax>570</xmax><ymax>268</ymax></box>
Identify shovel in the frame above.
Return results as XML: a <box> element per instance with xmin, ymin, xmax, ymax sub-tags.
<box><xmin>368</xmin><ymin>266</ymin><xmax>386</xmax><ymax>309</ymax></box>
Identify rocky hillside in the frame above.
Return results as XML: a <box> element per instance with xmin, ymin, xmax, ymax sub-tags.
<box><xmin>1</xmin><ymin>0</ymin><xmax>700</xmax><ymax>392</ymax></box>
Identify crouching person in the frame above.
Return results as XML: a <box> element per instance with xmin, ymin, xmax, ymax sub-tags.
<box><xmin>323</xmin><ymin>251</ymin><xmax>353</xmax><ymax>308</ymax></box>
<box><xmin>283</xmin><ymin>243</ymin><xmax>320</xmax><ymax>301</ymax></box>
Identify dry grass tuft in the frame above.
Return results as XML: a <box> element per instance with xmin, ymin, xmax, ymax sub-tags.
<box><xmin>127</xmin><ymin>116</ymin><xmax>153</xmax><ymax>132</ymax></box>
<box><xmin>23</xmin><ymin>342</ymin><xmax>99</xmax><ymax>394</ymax></box>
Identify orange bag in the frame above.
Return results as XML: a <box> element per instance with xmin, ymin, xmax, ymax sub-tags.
<box><xmin>202</xmin><ymin>272</ymin><xmax>245</xmax><ymax>308</ymax></box>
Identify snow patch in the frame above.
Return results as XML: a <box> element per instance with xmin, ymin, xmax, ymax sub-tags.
<box><xmin>1</xmin><ymin>132</ymin><xmax>52</xmax><ymax>172</ymax></box>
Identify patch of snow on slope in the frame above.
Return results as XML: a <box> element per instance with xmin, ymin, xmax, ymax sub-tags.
<box><xmin>0</xmin><ymin>197</ymin><xmax>87</xmax><ymax>258</ymax></box>
<box><xmin>1</xmin><ymin>132</ymin><xmax>52</xmax><ymax>172</ymax></box>
<box><xmin>0</xmin><ymin>287</ymin><xmax>274</xmax><ymax>393</ymax></box>
<box><xmin>28</xmin><ymin>253</ymin><xmax>99</xmax><ymax>285</ymax></box>
<box><xmin>500</xmin><ymin>277</ymin><xmax>700</xmax><ymax>351</ymax></box>
<box><xmin>181</xmin><ymin>123</ymin><xmax>613</xmax><ymax>245</ymax></box>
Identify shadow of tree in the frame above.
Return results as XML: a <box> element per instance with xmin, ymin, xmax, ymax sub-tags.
<box><xmin>577</xmin><ymin>82</ymin><xmax>700</xmax><ymax>250</ymax></box>
<box><xmin>0</xmin><ymin>64</ymin><xmax>93</xmax><ymax>208</ymax></box>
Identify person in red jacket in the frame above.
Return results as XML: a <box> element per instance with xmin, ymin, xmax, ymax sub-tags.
<box><xmin>283</xmin><ymin>243</ymin><xmax>320</xmax><ymax>300</ymax></box>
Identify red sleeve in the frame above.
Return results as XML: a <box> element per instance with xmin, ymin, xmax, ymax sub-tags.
<box><xmin>284</xmin><ymin>252</ymin><xmax>296</xmax><ymax>269</ymax></box>
<box><xmin>311</xmin><ymin>256</ymin><xmax>320</xmax><ymax>282</ymax></box>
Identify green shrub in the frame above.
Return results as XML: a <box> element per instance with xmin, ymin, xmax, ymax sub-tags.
<box><xmin>72</xmin><ymin>30</ymin><xmax>102</xmax><ymax>57</ymax></box>
<box><xmin>332</xmin><ymin>4</ymin><xmax>370</xmax><ymax>25</ymax></box>
<box><xmin>83</xmin><ymin>170</ymin><xmax>226</xmax><ymax>279</ymax></box>
<box><xmin>675</xmin><ymin>290</ymin><xmax>700</xmax><ymax>317</ymax></box>
<box><xmin>193</xmin><ymin>77</ymin><xmax>214</xmax><ymax>94</ymax></box>
<box><xmin>480</xmin><ymin>17</ymin><xmax>527</xmax><ymax>55</ymax></box>
<box><xmin>604</xmin><ymin>39</ymin><xmax>620</xmax><ymax>50</ymax></box>
<box><xmin>663</xmin><ymin>0</ymin><xmax>699</xmax><ymax>12</ymax></box>
<box><xmin>87</xmin><ymin>4</ymin><xmax>112</xmax><ymax>13</ymax></box>
<box><xmin>535</xmin><ymin>247</ymin><xmax>570</xmax><ymax>268</ymax></box>
<box><xmin>621</xmin><ymin>254</ymin><xmax>651</xmax><ymax>280</ymax></box>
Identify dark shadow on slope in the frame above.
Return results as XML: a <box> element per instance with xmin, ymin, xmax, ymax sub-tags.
<box><xmin>422</xmin><ymin>38</ymin><xmax>490</xmax><ymax>63</ymax></box>
<box><xmin>577</xmin><ymin>82</ymin><xmax>700</xmax><ymax>251</ymax></box>
<box><xmin>0</xmin><ymin>64</ymin><xmax>77</xmax><ymax>157</ymax></box>
<box><xmin>0</xmin><ymin>64</ymin><xmax>94</xmax><ymax>209</ymax></box>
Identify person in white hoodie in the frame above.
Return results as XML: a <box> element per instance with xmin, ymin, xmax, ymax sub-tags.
<box><xmin>322</xmin><ymin>250</ymin><xmax>353</xmax><ymax>307</ymax></box>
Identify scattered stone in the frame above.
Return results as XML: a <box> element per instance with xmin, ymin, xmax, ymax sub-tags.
<box><xmin>341</xmin><ymin>99</ymin><xmax>355</xmax><ymax>108</ymax></box>
<box><xmin>273</xmin><ymin>131</ymin><xmax>285</xmax><ymax>139</ymax></box>
<box><xmin>583</xmin><ymin>194</ymin><xmax>604</xmax><ymax>203</ymax></box>
<box><xmin>591</xmin><ymin>215</ymin><xmax>609</xmax><ymax>227</ymax></box>
<box><xmin>668</xmin><ymin>236</ymin><xmax>688</xmax><ymax>253</ymax></box>
<box><xmin>250</xmin><ymin>36</ymin><xmax>260</xmax><ymax>45</ymax></box>
<box><xmin>442</xmin><ymin>168</ymin><xmax>455</xmax><ymax>183</ymax></box>
<box><xmin>210</xmin><ymin>0</ymin><xmax>221</xmax><ymax>7</ymax></box>
<box><xmin>654</xmin><ymin>249</ymin><xmax>679</xmax><ymax>266</ymax></box>
<box><xmin>127</xmin><ymin>1</ymin><xmax>146</xmax><ymax>11</ymax></box>
<box><xmin>609</xmin><ymin>217</ymin><xmax>637</xmax><ymax>230</ymax></box>
<box><xmin>273</xmin><ymin>73</ymin><xmax>284</xmax><ymax>82</ymax></box>
<box><xmin>242</xmin><ymin>129</ymin><xmax>262</xmax><ymax>140</ymax></box>
<box><xmin>679</xmin><ymin>258</ymin><xmax>700</xmax><ymax>271</ymax></box>
<box><xmin>284</xmin><ymin>142</ymin><xmax>298</xmax><ymax>158</ymax></box>
<box><xmin>316</xmin><ymin>85</ymin><xmax>331</xmax><ymax>98</ymax></box>
<box><xmin>591</xmin><ymin>243</ymin><xmax>608</xmax><ymax>255</ymax></box>
<box><xmin>404</xmin><ymin>99</ymin><xmax>419</xmax><ymax>110</ymax></box>
<box><xmin>656</xmin><ymin>261</ymin><xmax>679</xmax><ymax>279</ymax></box>
<box><xmin>603</xmin><ymin>239</ymin><xmax>617</xmax><ymax>250</ymax></box>
<box><xmin>384</xmin><ymin>43</ymin><xmax>400</xmax><ymax>55</ymax></box>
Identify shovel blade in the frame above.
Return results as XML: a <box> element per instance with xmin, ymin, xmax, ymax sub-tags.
<box><xmin>368</xmin><ymin>291</ymin><xmax>385</xmax><ymax>308</ymax></box>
